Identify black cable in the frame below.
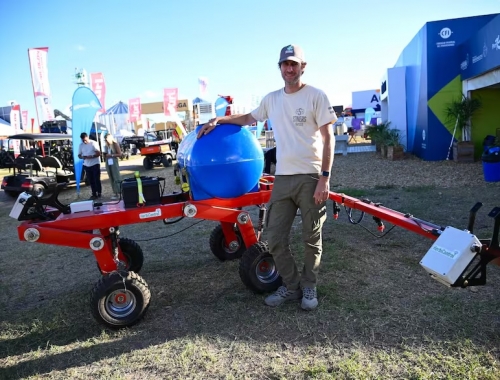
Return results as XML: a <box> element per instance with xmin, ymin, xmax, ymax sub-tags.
<box><xmin>340</xmin><ymin>204</ymin><xmax>396</xmax><ymax>238</ymax></box>
<box><xmin>163</xmin><ymin>216</ymin><xmax>184</xmax><ymax>225</ymax></box>
<box><xmin>133</xmin><ymin>219</ymin><xmax>206</xmax><ymax>242</ymax></box>
<box><xmin>406</xmin><ymin>214</ymin><xmax>435</xmax><ymax>233</ymax></box>
<box><xmin>344</xmin><ymin>206</ymin><xmax>365</xmax><ymax>224</ymax></box>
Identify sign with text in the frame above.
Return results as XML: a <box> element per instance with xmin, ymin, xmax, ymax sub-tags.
<box><xmin>90</xmin><ymin>72</ymin><xmax>106</xmax><ymax>113</ymax></box>
<box><xmin>163</xmin><ymin>88</ymin><xmax>178</xmax><ymax>117</ymax></box>
<box><xmin>460</xmin><ymin>14</ymin><xmax>500</xmax><ymax>80</ymax></box>
<box><xmin>128</xmin><ymin>98</ymin><xmax>142</xmax><ymax>122</ymax></box>
<box><xmin>28</xmin><ymin>47</ymin><xmax>55</xmax><ymax>123</ymax></box>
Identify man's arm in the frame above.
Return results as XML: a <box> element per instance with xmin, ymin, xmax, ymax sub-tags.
<box><xmin>319</xmin><ymin>123</ymin><xmax>334</xmax><ymax>173</ymax></box>
<box><xmin>313</xmin><ymin>123</ymin><xmax>334</xmax><ymax>204</ymax></box>
<box><xmin>93</xmin><ymin>141</ymin><xmax>101</xmax><ymax>156</ymax></box>
<box><xmin>197</xmin><ymin>113</ymin><xmax>257</xmax><ymax>138</ymax></box>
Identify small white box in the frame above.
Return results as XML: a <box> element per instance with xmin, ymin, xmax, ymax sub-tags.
<box><xmin>420</xmin><ymin>226</ymin><xmax>481</xmax><ymax>286</ymax></box>
<box><xmin>70</xmin><ymin>200</ymin><xmax>94</xmax><ymax>213</ymax></box>
<box><xmin>9</xmin><ymin>192</ymin><xmax>32</xmax><ymax>219</ymax></box>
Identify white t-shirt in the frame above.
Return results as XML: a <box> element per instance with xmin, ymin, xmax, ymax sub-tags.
<box><xmin>251</xmin><ymin>85</ymin><xmax>337</xmax><ymax>175</ymax></box>
<box><xmin>78</xmin><ymin>139</ymin><xmax>101</xmax><ymax>167</ymax></box>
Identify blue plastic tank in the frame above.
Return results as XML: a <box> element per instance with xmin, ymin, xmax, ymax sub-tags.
<box><xmin>177</xmin><ymin>124</ymin><xmax>264</xmax><ymax>200</ymax></box>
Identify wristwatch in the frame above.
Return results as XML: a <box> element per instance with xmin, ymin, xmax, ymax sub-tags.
<box><xmin>321</xmin><ymin>171</ymin><xmax>330</xmax><ymax>178</ymax></box>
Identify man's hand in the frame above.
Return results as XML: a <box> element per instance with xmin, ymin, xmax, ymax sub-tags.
<box><xmin>313</xmin><ymin>176</ymin><xmax>330</xmax><ymax>204</ymax></box>
<box><xmin>197</xmin><ymin>117</ymin><xmax>219</xmax><ymax>139</ymax></box>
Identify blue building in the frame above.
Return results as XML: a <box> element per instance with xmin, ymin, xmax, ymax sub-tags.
<box><xmin>380</xmin><ymin>13</ymin><xmax>500</xmax><ymax>160</ymax></box>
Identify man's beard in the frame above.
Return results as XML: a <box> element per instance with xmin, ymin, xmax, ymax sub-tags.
<box><xmin>282</xmin><ymin>72</ymin><xmax>301</xmax><ymax>86</ymax></box>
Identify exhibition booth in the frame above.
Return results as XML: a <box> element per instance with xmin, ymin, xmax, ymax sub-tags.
<box><xmin>380</xmin><ymin>13</ymin><xmax>500</xmax><ymax>160</ymax></box>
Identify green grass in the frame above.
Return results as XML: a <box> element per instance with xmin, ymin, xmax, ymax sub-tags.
<box><xmin>1</xmin><ymin>157</ymin><xmax>500</xmax><ymax>379</ymax></box>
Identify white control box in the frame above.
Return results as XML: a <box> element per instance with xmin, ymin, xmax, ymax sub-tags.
<box><xmin>9</xmin><ymin>192</ymin><xmax>32</xmax><ymax>220</ymax></box>
<box><xmin>420</xmin><ymin>226</ymin><xmax>481</xmax><ymax>286</ymax></box>
<box><xmin>70</xmin><ymin>200</ymin><xmax>94</xmax><ymax>213</ymax></box>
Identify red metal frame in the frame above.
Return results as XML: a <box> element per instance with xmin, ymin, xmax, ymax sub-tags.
<box><xmin>16</xmin><ymin>175</ymin><xmax>497</xmax><ymax>274</ymax></box>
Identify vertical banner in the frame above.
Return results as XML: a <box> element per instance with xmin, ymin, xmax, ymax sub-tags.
<box><xmin>28</xmin><ymin>47</ymin><xmax>55</xmax><ymax>124</ymax></box>
<box><xmin>90</xmin><ymin>72</ymin><xmax>106</xmax><ymax>113</ymax></box>
<box><xmin>10</xmin><ymin>105</ymin><xmax>21</xmax><ymax>157</ymax></box>
<box><xmin>198</xmin><ymin>77</ymin><xmax>208</xmax><ymax>97</ymax></box>
<box><xmin>72</xmin><ymin>87</ymin><xmax>102</xmax><ymax>193</ymax></box>
<box><xmin>215</xmin><ymin>97</ymin><xmax>230</xmax><ymax>117</ymax></box>
<box><xmin>21</xmin><ymin>110</ymin><xmax>29</xmax><ymax>133</ymax></box>
<box><xmin>163</xmin><ymin>88</ymin><xmax>178</xmax><ymax>116</ymax></box>
<box><xmin>128</xmin><ymin>98</ymin><xmax>141</xmax><ymax>122</ymax></box>
<box><xmin>31</xmin><ymin>118</ymin><xmax>39</xmax><ymax>134</ymax></box>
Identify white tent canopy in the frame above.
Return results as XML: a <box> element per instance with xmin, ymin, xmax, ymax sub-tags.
<box><xmin>0</xmin><ymin>118</ymin><xmax>15</xmax><ymax>137</ymax></box>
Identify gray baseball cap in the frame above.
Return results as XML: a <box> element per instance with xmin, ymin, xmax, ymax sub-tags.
<box><xmin>278</xmin><ymin>44</ymin><xmax>305</xmax><ymax>64</ymax></box>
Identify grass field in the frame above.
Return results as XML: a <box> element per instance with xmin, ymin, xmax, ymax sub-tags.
<box><xmin>0</xmin><ymin>153</ymin><xmax>499</xmax><ymax>379</ymax></box>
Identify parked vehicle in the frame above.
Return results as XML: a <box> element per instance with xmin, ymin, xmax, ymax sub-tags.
<box><xmin>1</xmin><ymin>133</ymin><xmax>86</xmax><ymax>197</ymax></box>
<box><xmin>121</xmin><ymin>131</ymin><xmax>177</xmax><ymax>170</ymax></box>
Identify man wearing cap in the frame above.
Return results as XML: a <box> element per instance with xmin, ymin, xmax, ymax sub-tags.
<box><xmin>78</xmin><ymin>132</ymin><xmax>102</xmax><ymax>199</ymax></box>
<box><xmin>197</xmin><ymin>44</ymin><xmax>336</xmax><ymax>311</ymax></box>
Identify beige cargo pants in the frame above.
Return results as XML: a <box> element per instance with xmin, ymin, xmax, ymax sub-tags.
<box><xmin>265</xmin><ymin>174</ymin><xmax>327</xmax><ymax>290</ymax></box>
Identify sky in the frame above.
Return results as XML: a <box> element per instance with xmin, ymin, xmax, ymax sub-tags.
<box><xmin>1</xmin><ymin>0</ymin><xmax>499</xmax><ymax>125</ymax></box>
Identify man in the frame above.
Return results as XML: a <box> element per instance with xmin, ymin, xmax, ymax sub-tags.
<box><xmin>78</xmin><ymin>132</ymin><xmax>102</xmax><ymax>199</ymax></box>
<box><xmin>197</xmin><ymin>44</ymin><xmax>336</xmax><ymax>311</ymax></box>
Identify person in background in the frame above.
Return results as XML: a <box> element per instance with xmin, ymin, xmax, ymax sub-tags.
<box><xmin>78</xmin><ymin>132</ymin><xmax>102</xmax><ymax>200</ymax></box>
<box><xmin>103</xmin><ymin>133</ymin><xmax>122</xmax><ymax>199</ymax></box>
<box><xmin>197</xmin><ymin>44</ymin><xmax>336</xmax><ymax>311</ymax></box>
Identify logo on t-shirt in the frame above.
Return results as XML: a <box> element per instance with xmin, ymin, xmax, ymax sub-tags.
<box><xmin>293</xmin><ymin>108</ymin><xmax>306</xmax><ymax>126</ymax></box>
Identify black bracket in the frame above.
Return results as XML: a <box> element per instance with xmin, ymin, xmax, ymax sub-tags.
<box><xmin>17</xmin><ymin>184</ymin><xmax>70</xmax><ymax>221</ymax></box>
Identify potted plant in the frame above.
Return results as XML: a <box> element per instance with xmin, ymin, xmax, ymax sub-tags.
<box><xmin>444</xmin><ymin>94</ymin><xmax>482</xmax><ymax>162</ymax></box>
<box><xmin>386</xmin><ymin>129</ymin><xmax>405</xmax><ymax>160</ymax></box>
<box><xmin>365</xmin><ymin>121</ymin><xmax>391</xmax><ymax>156</ymax></box>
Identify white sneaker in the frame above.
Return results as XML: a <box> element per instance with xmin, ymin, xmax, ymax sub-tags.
<box><xmin>301</xmin><ymin>287</ymin><xmax>318</xmax><ymax>311</ymax></box>
<box><xmin>264</xmin><ymin>286</ymin><xmax>302</xmax><ymax>307</ymax></box>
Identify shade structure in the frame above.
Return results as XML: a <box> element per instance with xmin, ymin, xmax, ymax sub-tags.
<box><xmin>192</xmin><ymin>97</ymin><xmax>208</xmax><ymax>104</ymax></box>
<box><xmin>0</xmin><ymin>118</ymin><xmax>14</xmax><ymax>136</ymax></box>
<box><xmin>105</xmin><ymin>101</ymin><xmax>129</xmax><ymax>115</ymax></box>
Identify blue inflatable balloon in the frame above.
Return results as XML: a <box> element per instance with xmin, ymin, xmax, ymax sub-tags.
<box><xmin>177</xmin><ymin>124</ymin><xmax>264</xmax><ymax>200</ymax></box>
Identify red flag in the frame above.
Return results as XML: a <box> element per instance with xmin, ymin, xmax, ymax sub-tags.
<box><xmin>90</xmin><ymin>73</ymin><xmax>106</xmax><ymax>113</ymax></box>
<box><xmin>28</xmin><ymin>47</ymin><xmax>55</xmax><ymax>123</ymax></box>
<box><xmin>21</xmin><ymin>110</ymin><xmax>29</xmax><ymax>133</ymax></box>
<box><xmin>128</xmin><ymin>98</ymin><xmax>142</xmax><ymax>122</ymax></box>
<box><xmin>163</xmin><ymin>88</ymin><xmax>178</xmax><ymax>116</ymax></box>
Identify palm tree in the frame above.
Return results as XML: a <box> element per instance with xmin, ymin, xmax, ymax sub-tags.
<box><xmin>444</xmin><ymin>94</ymin><xmax>482</xmax><ymax>142</ymax></box>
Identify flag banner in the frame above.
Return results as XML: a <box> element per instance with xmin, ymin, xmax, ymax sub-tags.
<box><xmin>31</xmin><ymin>118</ymin><xmax>39</xmax><ymax>134</ymax></box>
<box><xmin>163</xmin><ymin>88</ymin><xmax>178</xmax><ymax>116</ymax></box>
<box><xmin>167</xmin><ymin>104</ymin><xmax>187</xmax><ymax>140</ymax></box>
<box><xmin>21</xmin><ymin>110</ymin><xmax>29</xmax><ymax>133</ymax></box>
<box><xmin>90</xmin><ymin>73</ymin><xmax>106</xmax><ymax>113</ymax></box>
<box><xmin>215</xmin><ymin>97</ymin><xmax>230</xmax><ymax>117</ymax></box>
<box><xmin>28</xmin><ymin>47</ymin><xmax>55</xmax><ymax>123</ymax></box>
<box><xmin>128</xmin><ymin>98</ymin><xmax>141</xmax><ymax>122</ymax></box>
<box><xmin>198</xmin><ymin>77</ymin><xmax>208</xmax><ymax>96</ymax></box>
<box><xmin>71</xmin><ymin>87</ymin><xmax>102</xmax><ymax>193</ymax></box>
<box><xmin>10</xmin><ymin>105</ymin><xmax>21</xmax><ymax>157</ymax></box>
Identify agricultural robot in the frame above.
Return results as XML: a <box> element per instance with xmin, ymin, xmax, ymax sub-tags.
<box><xmin>8</xmin><ymin>125</ymin><xmax>500</xmax><ymax>329</ymax></box>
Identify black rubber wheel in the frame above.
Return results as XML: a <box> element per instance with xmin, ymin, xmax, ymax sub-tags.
<box><xmin>96</xmin><ymin>238</ymin><xmax>144</xmax><ymax>273</ymax></box>
<box><xmin>143</xmin><ymin>157</ymin><xmax>153</xmax><ymax>170</ymax></box>
<box><xmin>161</xmin><ymin>155</ymin><xmax>173</xmax><ymax>168</ymax></box>
<box><xmin>239</xmin><ymin>241</ymin><xmax>282</xmax><ymax>293</ymax></box>
<box><xmin>32</xmin><ymin>183</ymin><xmax>46</xmax><ymax>197</ymax></box>
<box><xmin>119</xmin><ymin>238</ymin><xmax>144</xmax><ymax>273</ymax></box>
<box><xmin>209</xmin><ymin>224</ymin><xmax>246</xmax><ymax>261</ymax></box>
<box><xmin>90</xmin><ymin>271</ymin><xmax>151</xmax><ymax>329</ymax></box>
